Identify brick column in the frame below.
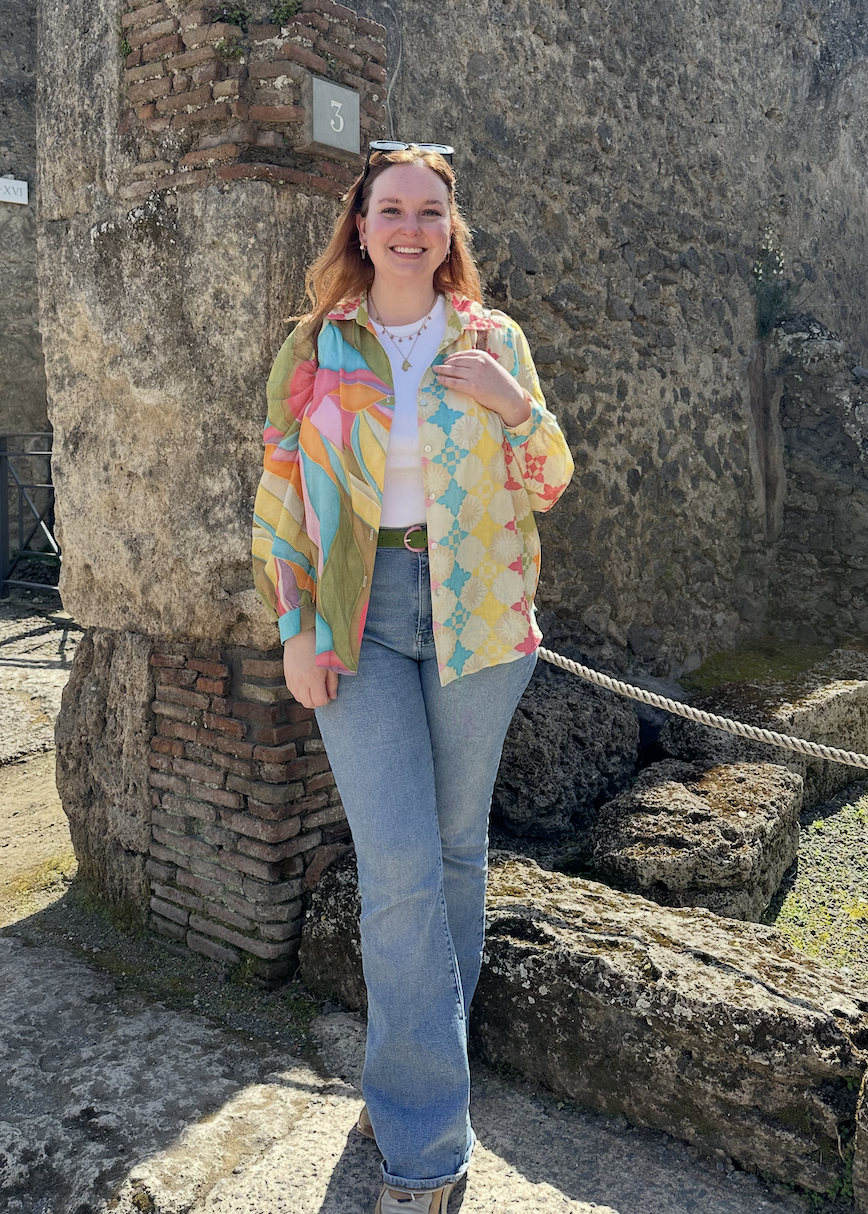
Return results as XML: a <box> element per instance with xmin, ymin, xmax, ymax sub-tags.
<box><xmin>146</xmin><ymin>644</ymin><xmax>351</xmax><ymax>983</ymax></box>
<box><xmin>118</xmin><ymin>0</ymin><xmax>386</xmax><ymax>203</ymax></box>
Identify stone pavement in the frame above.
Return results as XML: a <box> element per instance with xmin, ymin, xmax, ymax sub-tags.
<box><xmin>0</xmin><ymin>927</ymin><xmax>816</xmax><ymax>1214</ymax></box>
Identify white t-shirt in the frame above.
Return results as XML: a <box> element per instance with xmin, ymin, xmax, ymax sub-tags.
<box><xmin>369</xmin><ymin>295</ymin><xmax>447</xmax><ymax>527</ymax></box>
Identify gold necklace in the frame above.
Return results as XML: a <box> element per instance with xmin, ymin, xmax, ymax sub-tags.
<box><xmin>370</xmin><ymin>295</ymin><xmax>438</xmax><ymax>371</ymax></box>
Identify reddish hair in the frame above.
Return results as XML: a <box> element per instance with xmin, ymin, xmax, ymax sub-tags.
<box><xmin>299</xmin><ymin>145</ymin><xmax>482</xmax><ymax>339</ymax></box>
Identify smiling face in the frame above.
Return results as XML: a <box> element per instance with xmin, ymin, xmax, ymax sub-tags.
<box><xmin>356</xmin><ymin>162</ymin><xmax>453</xmax><ymax>291</ymax></box>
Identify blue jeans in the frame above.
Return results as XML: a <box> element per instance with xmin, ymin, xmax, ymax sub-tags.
<box><xmin>315</xmin><ymin>547</ymin><xmax>536</xmax><ymax>1191</ymax></box>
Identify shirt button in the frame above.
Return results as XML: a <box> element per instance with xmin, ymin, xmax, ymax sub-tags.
<box><xmin>427</xmin><ymin>493</ymin><xmax>435</xmax><ymax>502</ymax></box>
<box><xmin>363</xmin><ymin>575</ymin><xmax>368</xmax><ymax>587</ymax></box>
<box><xmin>435</xmin><ymin>587</ymin><xmax>444</xmax><ymax>596</ymax></box>
<box><xmin>430</xmin><ymin>541</ymin><xmax>438</xmax><ymax>550</ymax></box>
<box><xmin>424</xmin><ymin>444</ymin><xmax>432</xmax><ymax>453</ymax></box>
<box><xmin>369</xmin><ymin>528</ymin><xmax>374</xmax><ymax>540</ymax></box>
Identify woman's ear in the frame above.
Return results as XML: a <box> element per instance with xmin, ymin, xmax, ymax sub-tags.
<box><xmin>356</xmin><ymin>212</ymin><xmax>366</xmax><ymax>246</ymax></box>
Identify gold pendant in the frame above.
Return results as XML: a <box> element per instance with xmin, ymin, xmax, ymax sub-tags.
<box><xmin>402</xmin><ymin>358</ymin><xmax>411</xmax><ymax>371</ymax></box>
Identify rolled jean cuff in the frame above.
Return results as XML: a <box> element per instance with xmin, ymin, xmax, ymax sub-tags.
<box><xmin>380</xmin><ymin>1129</ymin><xmax>476</xmax><ymax>1192</ymax></box>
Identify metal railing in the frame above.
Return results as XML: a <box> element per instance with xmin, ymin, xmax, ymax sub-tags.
<box><xmin>0</xmin><ymin>432</ymin><xmax>60</xmax><ymax>598</ymax></box>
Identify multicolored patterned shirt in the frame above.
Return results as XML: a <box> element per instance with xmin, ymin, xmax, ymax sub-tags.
<box><xmin>252</xmin><ymin>292</ymin><xmax>574</xmax><ymax>686</ymax></box>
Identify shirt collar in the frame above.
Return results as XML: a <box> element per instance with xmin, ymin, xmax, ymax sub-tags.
<box><xmin>326</xmin><ymin>291</ymin><xmax>497</xmax><ymax>343</ymax></box>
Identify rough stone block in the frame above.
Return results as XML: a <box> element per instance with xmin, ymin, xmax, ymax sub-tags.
<box><xmin>660</xmin><ymin>647</ymin><xmax>868</xmax><ymax>810</ymax></box>
<box><xmin>300</xmin><ymin>853</ymin><xmax>868</xmax><ymax>1202</ymax></box>
<box><xmin>493</xmin><ymin>668</ymin><xmax>639</xmax><ymax>836</ymax></box>
<box><xmin>589</xmin><ymin>760</ymin><xmax>803</xmax><ymax>920</ymax></box>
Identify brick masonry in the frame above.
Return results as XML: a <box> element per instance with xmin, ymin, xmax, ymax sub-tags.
<box><xmin>145</xmin><ymin>642</ymin><xmax>351</xmax><ymax>982</ymax></box>
<box><xmin>118</xmin><ymin>0</ymin><xmax>386</xmax><ymax>204</ymax></box>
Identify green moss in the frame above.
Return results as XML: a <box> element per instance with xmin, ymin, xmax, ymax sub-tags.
<box><xmin>215</xmin><ymin>3</ymin><xmax>250</xmax><ymax>32</ymax></box>
<box><xmin>763</xmin><ymin>791</ymin><xmax>868</xmax><ymax>984</ymax></box>
<box><xmin>681</xmin><ymin>639</ymin><xmax>836</xmax><ymax>694</ymax></box>
<box><xmin>5</xmin><ymin>849</ymin><xmax>78</xmax><ymax>899</ymax></box>
<box><xmin>775</xmin><ymin>1104</ymin><xmax>814</xmax><ymax>1134</ymax></box>
<box><xmin>270</xmin><ymin>0</ymin><xmax>301</xmax><ymax>23</ymax></box>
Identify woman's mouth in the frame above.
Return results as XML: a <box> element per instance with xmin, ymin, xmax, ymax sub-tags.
<box><xmin>391</xmin><ymin>245</ymin><xmax>425</xmax><ymax>255</ymax></box>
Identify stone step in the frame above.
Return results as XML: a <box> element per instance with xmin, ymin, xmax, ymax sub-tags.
<box><xmin>300</xmin><ymin>851</ymin><xmax>868</xmax><ymax>1210</ymax></box>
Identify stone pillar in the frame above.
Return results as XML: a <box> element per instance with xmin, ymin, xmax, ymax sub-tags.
<box><xmin>40</xmin><ymin>0</ymin><xmax>385</xmax><ymax>981</ymax></box>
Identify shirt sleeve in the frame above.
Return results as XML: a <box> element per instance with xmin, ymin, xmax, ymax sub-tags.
<box><xmin>252</xmin><ymin>323</ymin><xmax>320</xmax><ymax>642</ymax></box>
<box><xmin>494</xmin><ymin>313</ymin><xmax>575</xmax><ymax>513</ymax></box>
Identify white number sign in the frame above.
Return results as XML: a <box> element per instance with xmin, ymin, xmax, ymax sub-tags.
<box><xmin>308</xmin><ymin>77</ymin><xmax>360</xmax><ymax>156</ymax></box>
<box><xmin>0</xmin><ymin>178</ymin><xmax>28</xmax><ymax>206</ymax></box>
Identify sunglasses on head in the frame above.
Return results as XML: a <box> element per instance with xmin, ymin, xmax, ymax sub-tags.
<box><xmin>357</xmin><ymin>141</ymin><xmax>455</xmax><ymax>202</ymax></box>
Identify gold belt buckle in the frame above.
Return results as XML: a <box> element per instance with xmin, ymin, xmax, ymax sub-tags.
<box><xmin>403</xmin><ymin>525</ymin><xmax>425</xmax><ymax>551</ymax></box>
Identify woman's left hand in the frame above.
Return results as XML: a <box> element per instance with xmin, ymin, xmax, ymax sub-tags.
<box><xmin>433</xmin><ymin>350</ymin><xmax>532</xmax><ymax>428</ymax></box>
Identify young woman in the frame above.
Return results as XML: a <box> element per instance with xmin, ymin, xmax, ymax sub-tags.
<box><xmin>253</xmin><ymin>142</ymin><xmax>574</xmax><ymax>1213</ymax></box>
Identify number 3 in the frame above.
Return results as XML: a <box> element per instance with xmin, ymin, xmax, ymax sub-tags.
<box><xmin>330</xmin><ymin>100</ymin><xmax>344</xmax><ymax>133</ymax></box>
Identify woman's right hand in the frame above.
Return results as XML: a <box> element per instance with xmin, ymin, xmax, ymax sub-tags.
<box><xmin>283</xmin><ymin>631</ymin><xmax>339</xmax><ymax>708</ymax></box>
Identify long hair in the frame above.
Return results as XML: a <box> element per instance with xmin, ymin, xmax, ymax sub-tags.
<box><xmin>300</xmin><ymin>145</ymin><xmax>482</xmax><ymax>340</ymax></box>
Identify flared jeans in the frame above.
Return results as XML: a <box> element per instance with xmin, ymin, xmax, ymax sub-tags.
<box><xmin>315</xmin><ymin>546</ymin><xmax>536</xmax><ymax>1191</ymax></box>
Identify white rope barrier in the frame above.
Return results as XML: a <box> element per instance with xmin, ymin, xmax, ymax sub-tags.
<box><xmin>538</xmin><ymin>648</ymin><xmax>868</xmax><ymax>771</ymax></box>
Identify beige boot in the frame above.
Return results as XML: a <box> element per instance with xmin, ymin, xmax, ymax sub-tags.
<box><xmin>375</xmin><ymin>1183</ymin><xmax>454</xmax><ymax>1213</ymax></box>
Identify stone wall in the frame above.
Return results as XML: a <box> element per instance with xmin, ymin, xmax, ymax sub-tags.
<box><xmin>0</xmin><ymin>0</ymin><xmax>46</xmax><ymax>433</ymax></box>
<box><xmin>352</xmin><ymin>0</ymin><xmax>868</xmax><ymax>674</ymax></box>
<box><xmin>768</xmin><ymin>316</ymin><xmax>868</xmax><ymax>642</ymax></box>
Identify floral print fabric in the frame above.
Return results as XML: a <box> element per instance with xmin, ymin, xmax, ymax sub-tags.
<box><xmin>252</xmin><ymin>292</ymin><xmax>574</xmax><ymax>686</ymax></box>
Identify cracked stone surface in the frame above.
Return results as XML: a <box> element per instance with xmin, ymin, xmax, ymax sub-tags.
<box><xmin>0</xmin><ymin>928</ymin><xmax>820</xmax><ymax>1214</ymax></box>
